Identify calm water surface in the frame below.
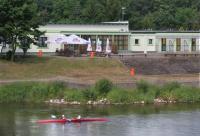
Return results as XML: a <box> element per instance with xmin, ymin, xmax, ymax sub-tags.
<box><xmin>0</xmin><ymin>103</ymin><xmax>200</xmax><ymax>136</ymax></box>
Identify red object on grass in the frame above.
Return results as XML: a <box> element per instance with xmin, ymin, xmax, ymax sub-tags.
<box><xmin>130</xmin><ymin>68</ymin><xmax>135</xmax><ymax>76</ymax></box>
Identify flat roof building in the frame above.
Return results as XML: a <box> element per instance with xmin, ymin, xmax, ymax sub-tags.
<box><xmin>0</xmin><ymin>21</ymin><xmax>199</xmax><ymax>54</ymax></box>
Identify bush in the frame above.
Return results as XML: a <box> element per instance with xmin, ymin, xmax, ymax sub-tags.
<box><xmin>159</xmin><ymin>82</ymin><xmax>181</xmax><ymax>101</ymax></box>
<box><xmin>162</xmin><ymin>82</ymin><xmax>181</xmax><ymax>92</ymax></box>
<box><xmin>64</xmin><ymin>89</ymin><xmax>84</xmax><ymax>102</ymax></box>
<box><xmin>107</xmin><ymin>88</ymin><xmax>133</xmax><ymax>103</ymax></box>
<box><xmin>82</xmin><ymin>88</ymin><xmax>97</xmax><ymax>101</ymax></box>
<box><xmin>6</xmin><ymin>50</ymin><xmax>12</xmax><ymax>60</ymax></box>
<box><xmin>0</xmin><ymin>82</ymin><xmax>65</xmax><ymax>103</ymax></box>
<box><xmin>95</xmin><ymin>79</ymin><xmax>113</xmax><ymax>96</ymax></box>
<box><xmin>136</xmin><ymin>80</ymin><xmax>151</xmax><ymax>94</ymax></box>
<box><xmin>171</xmin><ymin>86</ymin><xmax>200</xmax><ymax>102</ymax></box>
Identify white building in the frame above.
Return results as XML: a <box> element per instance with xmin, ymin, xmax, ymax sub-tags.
<box><xmin>129</xmin><ymin>31</ymin><xmax>200</xmax><ymax>53</ymax></box>
<box><xmin>0</xmin><ymin>22</ymin><xmax>200</xmax><ymax>54</ymax></box>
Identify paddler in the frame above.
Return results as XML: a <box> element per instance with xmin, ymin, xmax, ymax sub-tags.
<box><xmin>77</xmin><ymin>115</ymin><xmax>81</xmax><ymax>119</ymax></box>
<box><xmin>62</xmin><ymin>115</ymin><xmax>66</xmax><ymax>119</ymax></box>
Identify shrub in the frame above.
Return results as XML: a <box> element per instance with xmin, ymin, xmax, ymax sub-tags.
<box><xmin>171</xmin><ymin>86</ymin><xmax>200</xmax><ymax>102</ymax></box>
<box><xmin>6</xmin><ymin>50</ymin><xmax>12</xmax><ymax>60</ymax></box>
<box><xmin>64</xmin><ymin>89</ymin><xmax>84</xmax><ymax>102</ymax></box>
<box><xmin>82</xmin><ymin>88</ymin><xmax>97</xmax><ymax>101</ymax></box>
<box><xmin>159</xmin><ymin>82</ymin><xmax>181</xmax><ymax>101</ymax></box>
<box><xmin>107</xmin><ymin>88</ymin><xmax>133</xmax><ymax>103</ymax></box>
<box><xmin>0</xmin><ymin>82</ymin><xmax>65</xmax><ymax>103</ymax></box>
<box><xmin>162</xmin><ymin>82</ymin><xmax>181</xmax><ymax>92</ymax></box>
<box><xmin>136</xmin><ymin>80</ymin><xmax>151</xmax><ymax>94</ymax></box>
<box><xmin>95</xmin><ymin>79</ymin><xmax>113</xmax><ymax>96</ymax></box>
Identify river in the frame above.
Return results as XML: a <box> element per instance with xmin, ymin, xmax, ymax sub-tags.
<box><xmin>0</xmin><ymin>103</ymin><xmax>200</xmax><ymax>136</ymax></box>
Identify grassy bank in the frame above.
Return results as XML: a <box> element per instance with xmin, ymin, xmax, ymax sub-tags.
<box><xmin>0</xmin><ymin>79</ymin><xmax>199</xmax><ymax>104</ymax></box>
<box><xmin>0</xmin><ymin>56</ymin><xmax>131</xmax><ymax>83</ymax></box>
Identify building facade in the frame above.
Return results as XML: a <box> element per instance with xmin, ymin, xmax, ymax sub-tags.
<box><xmin>0</xmin><ymin>21</ymin><xmax>200</xmax><ymax>54</ymax></box>
<box><xmin>129</xmin><ymin>31</ymin><xmax>200</xmax><ymax>53</ymax></box>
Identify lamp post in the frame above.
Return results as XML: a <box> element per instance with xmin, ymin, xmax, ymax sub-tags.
<box><xmin>121</xmin><ymin>7</ymin><xmax>126</xmax><ymax>21</ymax></box>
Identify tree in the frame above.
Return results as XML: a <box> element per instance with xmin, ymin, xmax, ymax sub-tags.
<box><xmin>0</xmin><ymin>0</ymin><xmax>43</xmax><ymax>61</ymax></box>
<box><xmin>175</xmin><ymin>8</ymin><xmax>200</xmax><ymax>30</ymax></box>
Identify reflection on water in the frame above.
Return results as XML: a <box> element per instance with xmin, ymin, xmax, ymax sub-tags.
<box><xmin>0</xmin><ymin>103</ymin><xmax>200</xmax><ymax>136</ymax></box>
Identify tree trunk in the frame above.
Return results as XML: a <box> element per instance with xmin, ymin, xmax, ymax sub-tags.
<box><xmin>0</xmin><ymin>42</ymin><xmax>6</xmax><ymax>55</ymax></box>
<box><xmin>23</xmin><ymin>48</ymin><xmax>27</xmax><ymax>57</ymax></box>
<box><xmin>11</xmin><ymin>37</ymin><xmax>17</xmax><ymax>62</ymax></box>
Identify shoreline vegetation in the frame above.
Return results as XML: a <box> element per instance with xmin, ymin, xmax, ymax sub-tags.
<box><xmin>0</xmin><ymin>79</ymin><xmax>199</xmax><ymax>104</ymax></box>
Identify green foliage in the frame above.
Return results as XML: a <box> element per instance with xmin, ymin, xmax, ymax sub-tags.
<box><xmin>0</xmin><ymin>82</ymin><xmax>65</xmax><ymax>103</ymax></box>
<box><xmin>0</xmin><ymin>80</ymin><xmax>199</xmax><ymax>104</ymax></box>
<box><xmin>6</xmin><ymin>51</ymin><xmax>12</xmax><ymax>60</ymax></box>
<box><xmin>95</xmin><ymin>79</ymin><xmax>113</xmax><ymax>96</ymax></box>
<box><xmin>64</xmin><ymin>89</ymin><xmax>84</xmax><ymax>102</ymax></box>
<box><xmin>161</xmin><ymin>85</ymin><xmax>200</xmax><ymax>102</ymax></box>
<box><xmin>35</xmin><ymin>0</ymin><xmax>200</xmax><ymax>30</ymax></box>
<box><xmin>136</xmin><ymin>80</ymin><xmax>150</xmax><ymax>94</ymax></box>
<box><xmin>107</xmin><ymin>88</ymin><xmax>133</xmax><ymax>103</ymax></box>
<box><xmin>82</xmin><ymin>88</ymin><xmax>97</xmax><ymax>101</ymax></box>
<box><xmin>159</xmin><ymin>82</ymin><xmax>181</xmax><ymax>101</ymax></box>
<box><xmin>0</xmin><ymin>0</ymin><xmax>44</xmax><ymax>61</ymax></box>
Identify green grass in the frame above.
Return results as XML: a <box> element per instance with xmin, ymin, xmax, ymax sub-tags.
<box><xmin>0</xmin><ymin>79</ymin><xmax>199</xmax><ymax>104</ymax></box>
<box><xmin>0</xmin><ymin>82</ymin><xmax>65</xmax><ymax>103</ymax></box>
<box><xmin>0</xmin><ymin>56</ymin><xmax>130</xmax><ymax>82</ymax></box>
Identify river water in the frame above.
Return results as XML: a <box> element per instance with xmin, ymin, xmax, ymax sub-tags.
<box><xmin>0</xmin><ymin>103</ymin><xmax>200</xmax><ymax>136</ymax></box>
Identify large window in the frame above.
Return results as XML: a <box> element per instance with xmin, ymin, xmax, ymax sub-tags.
<box><xmin>114</xmin><ymin>35</ymin><xmax>128</xmax><ymax>50</ymax></box>
<box><xmin>38</xmin><ymin>37</ymin><xmax>47</xmax><ymax>47</ymax></box>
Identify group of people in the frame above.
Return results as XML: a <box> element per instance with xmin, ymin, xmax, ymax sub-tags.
<box><xmin>51</xmin><ymin>114</ymin><xmax>81</xmax><ymax>120</ymax></box>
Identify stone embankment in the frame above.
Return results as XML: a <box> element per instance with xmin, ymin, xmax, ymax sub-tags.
<box><xmin>120</xmin><ymin>55</ymin><xmax>200</xmax><ymax>75</ymax></box>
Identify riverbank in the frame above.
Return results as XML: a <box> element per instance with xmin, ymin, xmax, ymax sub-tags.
<box><xmin>0</xmin><ymin>56</ymin><xmax>199</xmax><ymax>88</ymax></box>
<box><xmin>0</xmin><ymin>80</ymin><xmax>199</xmax><ymax>104</ymax></box>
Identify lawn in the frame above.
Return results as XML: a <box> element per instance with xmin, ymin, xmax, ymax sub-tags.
<box><xmin>0</xmin><ymin>56</ymin><xmax>133</xmax><ymax>83</ymax></box>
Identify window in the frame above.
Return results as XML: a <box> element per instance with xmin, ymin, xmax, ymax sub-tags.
<box><xmin>192</xmin><ymin>38</ymin><xmax>196</xmax><ymax>51</ymax></box>
<box><xmin>148</xmin><ymin>39</ymin><xmax>153</xmax><ymax>45</ymax></box>
<box><xmin>38</xmin><ymin>37</ymin><xmax>47</xmax><ymax>47</ymax></box>
<box><xmin>176</xmin><ymin>38</ymin><xmax>181</xmax><ymax>51</ymax></box>
<box><xmin>135</xmin><ymin>39</ymin><xmax>139</xmax><ymax>45</ymax></box>
<box><xmin>114</xmin><ymin>35</ymin><xmax>128</xmax><ymax>50</ymax></box>
<box><xmin>192</xmin><ymin>38</ymin><xmax>196</xmax><ymax>46</ymax></box>
<box><xmin>161</xmin><ymin>38</ymin><xmax>166</xmax><ymax>51</ymax></box>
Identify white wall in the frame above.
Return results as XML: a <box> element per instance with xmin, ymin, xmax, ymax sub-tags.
<box><xmin>129</xmin><ymin>34</ymin><xmax>156</xmax><ymax>52</ymax></box>
<box><xmin>156</xmin><ymin>33</ymin><xmax>200</xmax><ymax>52</ymax></box>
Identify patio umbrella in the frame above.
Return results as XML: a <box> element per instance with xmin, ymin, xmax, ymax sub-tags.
<box><xmin>46</xmin><ymin>34</ymin><xmax>67</xmax><ymax>44</ymax></box>
<box><xmin>62</xmin><ymin>34</ymin><xmax>88</xmax><ymax>45</ymax></box>
<box><xmin>87</xmin><ymin>38</ymin><xmax>92</xmax><ymax>52</ymax></box>
<box><xmin>96</xmin><ymin>38</ymin><xmax>102</xmax><ymax>52</ymax></box>
<box><xmin>105</xmin><ymin>38</ymin><xmax>111</xmax><ymax>54</ymax></box>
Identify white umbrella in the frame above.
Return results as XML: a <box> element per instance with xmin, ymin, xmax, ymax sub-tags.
<box><xmin>46</xmin><ymin>34</ymin><xmax>67</xmax><ymax>44</ymax></box>
<box><xmin>87</xmin><ymin>38</ymin><xmax>92</xmax><ymax>52</ymax></box>
<box><xmin>62</xmin><ymin>34</ymin><xmax>88</xmax><ymax>45</ymax></box>
<box><xmin>105</xmin><ymin>38</ymin><xmax>111</xmax><ymax>54</ymax></box>
<box><xmin>96</xmin><ymin>38</ymin><xmax>102</xmax><ymax>52</ymax></box>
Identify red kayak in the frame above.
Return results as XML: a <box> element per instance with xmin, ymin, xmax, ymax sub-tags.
<box><xmin>37</xmin><ymin>118</ymin><xmax>108</xmax><ymax>124</ymax></box>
